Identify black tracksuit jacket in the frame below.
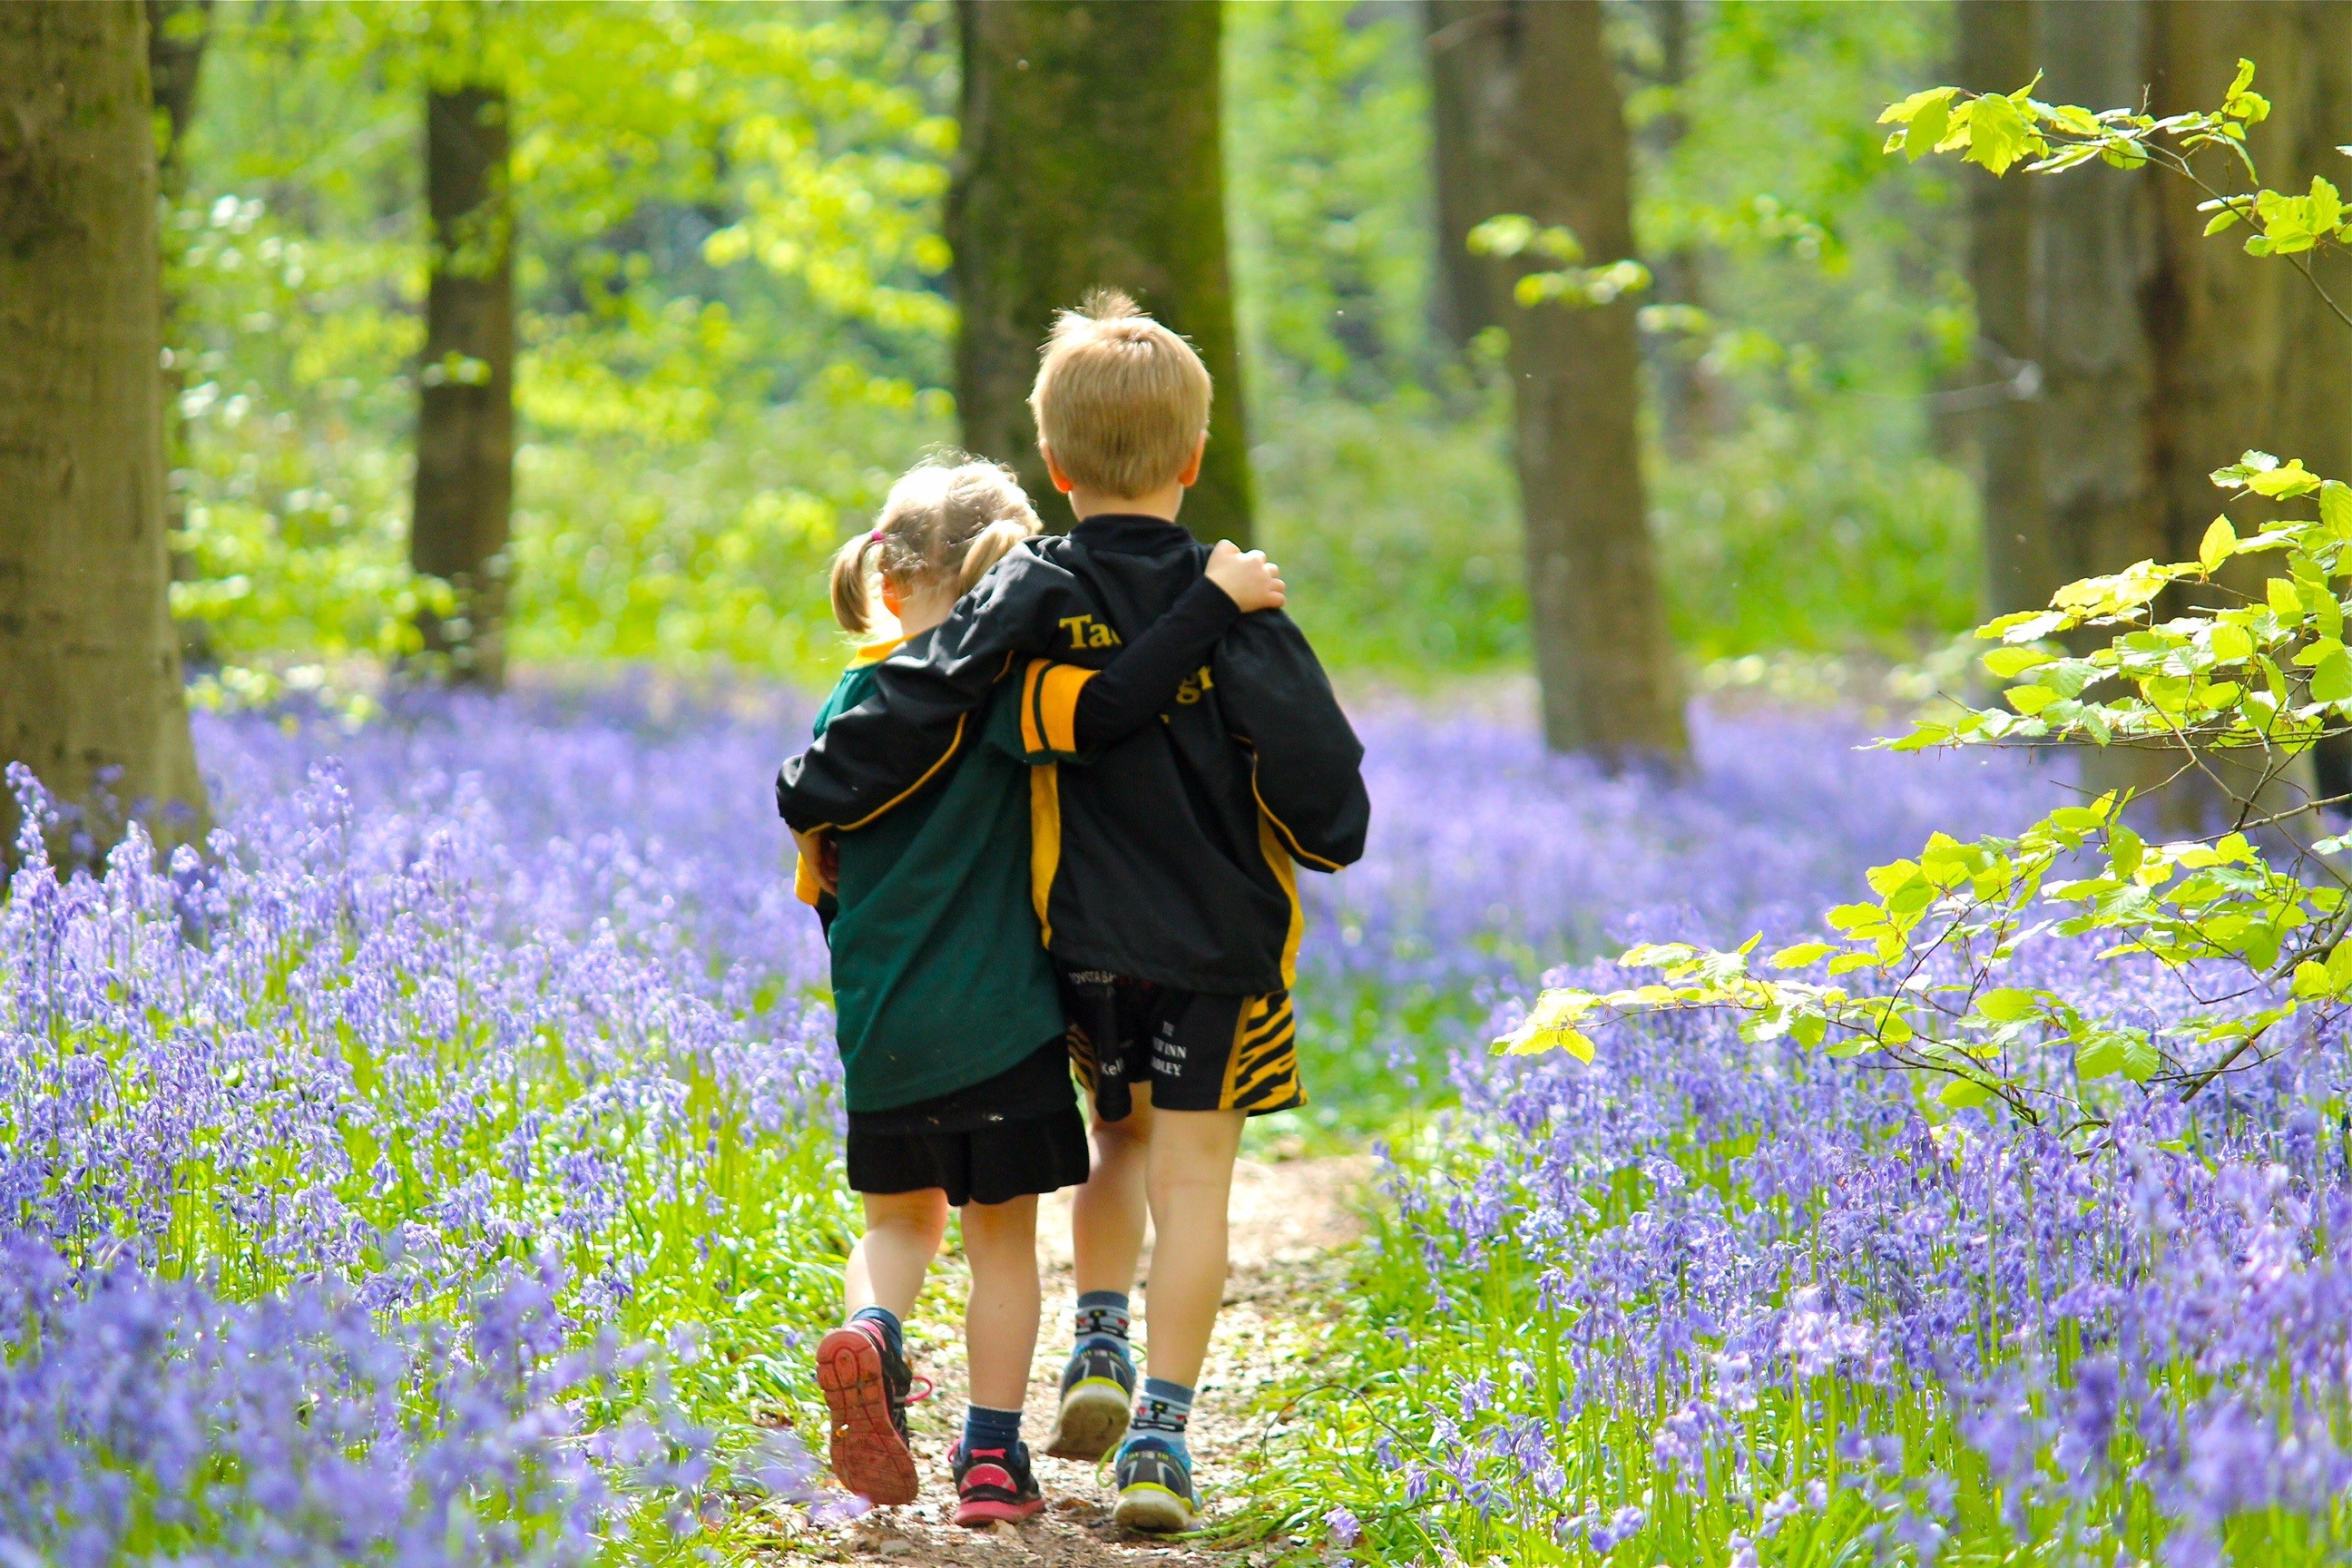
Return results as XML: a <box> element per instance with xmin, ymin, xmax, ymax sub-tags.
<box><xmin>777</xmin><ymin>514</ymin><xmax>1369</xmax><ymax>996</ymax></box>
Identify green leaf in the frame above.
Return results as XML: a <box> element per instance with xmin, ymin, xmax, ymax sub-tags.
<box><xmin>1965</xmin><ymin>93</ymin><xmax>2038</xmax><ymax>176</ymax></box>
<box><xmin>1877</xmin><ymin>85</ymin><xmax>1959</xmax><ymax>125</ymax></box>
<box><xmin>1904</xmin><ymin>94</ymin><xmax>1950</xmax><ymax>161</ymax></box>
<box><xmin>2293</xmin><ymin>960</ymin><xmax>2334</xmax><ymax>999</ymax></box>
<box><xmin>2270</xmin><ymin>576</ymin><xmax>2306</xmax><ymax>618</ymax></box>
<box><xmin>1975</xmin><ymin>987</ymin><xmax>2043</xmax><ymax>1023</ymax></box>
<box><xmin>2322</xmin><ymin>481</ymin><xmax>2352</xmax><ymax>540</ymax></box>
<box><xmin>1939</xmin><ymin>1077</ymin><xmax>1994</xmax><ymax>1111</ymax></box>
<box><xmin>1769</xmin><ymin>942</ymin><xmax>1837</xmax><ymax>970</ymax></box>
<box><xmin>2110</xmin><ymin>824</ymin><xmax>2144</xmax><ymax>878</ymax></box>
<box><xmin>1494</xmin><ymin>990</ymin><xmax>1599</xmax><ymax>1060</ymax></box>
<box><xmin>2312</xmin><ymin>648</ymin><xmax>2352</xmax><ymax>703</ymax></box>
<box><xmin>1984</xmin><ymin>646</ymin><xmax>2053</xmax><ymax>679</ymax></box>
<box><xmin>2247</xmin><ymin>457</ymin><xmax>2322</xmax><ymax>499</ymax></box>
<box><xmin>2076</xmin><ymin>1033</ymin><xmax>2126</xmax><ymax>1079</ymax></box>
<box><xmin>2205</xmin><ymin>206</ymin><xmax>2244</xmax><ymax>236</ymax></box>
<box><xmin>2200</xmin><ymin>516</ymin><xmax>2238</xmax><ymax>573</ymax></box>
<box><xmin>2310</xmin><ymin>176</ymin><xmax>2343</xmax><ymax>233</ymax></box>
<box><xmin>2006</xmin><ymin>684</ymin><xmax>2059</xmax><ymax>715</ymax></box>
<box><xmin>2211</xmin><ymin>622</ymin><xmax>2254</xmax><ymax>662</ymax></box>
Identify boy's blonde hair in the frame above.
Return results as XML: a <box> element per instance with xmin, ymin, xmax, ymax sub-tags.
<box><xmin>1028</xmin><ymin>288</ymin><xmax>1212</xmax><ymax>501</ymax></box>
<box><xmin>829</xmin><ymin>456</ymin><xmax>1040</xmax><ymax>637</ymax></box>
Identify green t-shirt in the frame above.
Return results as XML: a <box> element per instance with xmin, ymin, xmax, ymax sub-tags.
<box><xmin>812</xmin><ymin>648</ymin><xmax>1065</xmax><ymax>1113</ymax></box>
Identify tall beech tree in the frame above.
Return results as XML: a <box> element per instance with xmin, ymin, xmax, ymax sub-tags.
<box><xmin>1423</xmin><ymin>0</ymin><xmax>1686</xmax><ymax>764</ymax></box>
<box><xmin>947</xmin><ymin>0</ymin><xmax>1253</xmax><ymax>545</ymax></box>
<box><xmin>0</xmin><ymin>1</ymin><xmax>208</xmax><ymax>857</ymax></box>
<box><xmin>411</xmin><ymin>78</ymin><xmax>515</xmax><ymax>686</ymax></box>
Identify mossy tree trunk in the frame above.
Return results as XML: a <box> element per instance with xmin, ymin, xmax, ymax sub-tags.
<box><xmin>947</xmin><ymin>0</ymin><xmax>1252</xmax><ymax>545</ymax></box>
<box><xmin>1423</xmin><ymin>0</ymin><xmax>1686</xmax><ymax>765</ymax></box>
<box><xmin>0</xmin><ymin>0</ymin><xmax>209</xmax><ymax>860</ymax></box>
<box><xmin>411</xmin><ymin>81</ymin><xmax>514</xmax><ymax>687</ymax></box>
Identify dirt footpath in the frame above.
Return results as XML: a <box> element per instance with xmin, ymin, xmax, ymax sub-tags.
<box><xmin>740</xmin><ymin>1155</ymin><xmax>1370</xmax><ymax>1567</ymax></box>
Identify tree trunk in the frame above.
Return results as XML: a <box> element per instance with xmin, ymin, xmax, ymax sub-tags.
<box><xmin>1423</xmin><ymin>0</ymin><xmax>1510</xmax><ymax>354</ymax></box>
<box><xmin>148</xmin><ymin>0</ymin><xmax>211</xmax><ymax>668</ymax></box>
<box><xmin>1961</xmin><ymin>0</ymin><xmax>2053</xmax><ymax>617</ymax></box>
<box><xmin>0</xmin><ymin>0</ymin><xmax>209</xmax><ymax>859</ymax></box>
<box><xmin>411</xmin><ymin>82</ymin><xmax>514</xmax><ymax>687</ymax></box>
<box><xmin>2033</xmin><ymin>0</ymin><xmax>2164</xmax><ymax>602</ymax></box>
<box><xmin>1643</xmin><ymin>0</ymin><xmax>1720</xmax><ymax>458</ymax></box>
<box><xmin>1426</xmin><ymin>0</ymin><xmax>1687</xmax><ymax>763</ymax></box>
<box><xmin>2146</xmin><ymin>1</ymin><xmax>2352</xmax><ymax>818</ymax></box>
<box><xmin>947</xmin><ymin>0</ymin><xmax>1253</xmax><ymax>545</ymax></box>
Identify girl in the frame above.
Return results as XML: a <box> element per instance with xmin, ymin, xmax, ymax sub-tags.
<box><xmin>791</xmin><ymin>456</ymin><xmax>1282</xmax><ymax>1525</ymax></box>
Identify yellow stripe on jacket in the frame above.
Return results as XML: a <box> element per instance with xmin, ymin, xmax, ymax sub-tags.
<box><xmin>1020</xmin><ymin>658</ymin><xmax>1096</xmax><ymax>758</ymax></box>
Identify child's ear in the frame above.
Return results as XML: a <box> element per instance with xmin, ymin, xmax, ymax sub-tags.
<box><xmin>1176</xmin><ymin>432</ymin><xmax>1206</xmax><ymax>488</ymax></box>
<box><xmin>1040</xmin><ymin>442</ymin><xmax>1076</xmax><ymax>495</ymax></box>
<box><xmin>881</xmin><ymin>579</ymin><xmax>904</xmax><ymax>617</ymax></box>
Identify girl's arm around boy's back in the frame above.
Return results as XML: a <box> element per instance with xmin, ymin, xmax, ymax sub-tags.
<box><xmin>778</xmin><ymin>546</ymin><xmax>1091</xmax><ymax>835</ymax></box>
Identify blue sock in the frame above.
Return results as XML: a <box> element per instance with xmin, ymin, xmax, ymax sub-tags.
<box><xmin>1075</xmin><ymin>1289</ymin><xmax>1131</xmax><ymax>1357</ymax></box>
<box><xmin>849</xmin><ymin>1305</ymin><xmax>903</xmax><ymax>1360</ymax></box>
<box><xmin>1123</xmin><ymin>1376</ymin><xmax>1194</xmax><ymax>1463</ymax></box>
<box><xmin>962</xmin><ymin>1402</ymin><xmax>1024</xmax><ymax>1457</ymax></box>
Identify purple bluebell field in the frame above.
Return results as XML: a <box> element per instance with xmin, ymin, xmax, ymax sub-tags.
<box><xmin>5</xmin><ymin>687</ymin><xmax>2342</xmax><ymax>1563</ymax></box>
<box><xmin>3</xmin><ymin>688</ymin><xmax>842</xmax><ymax>1560</ymax></box>
<box><xmin>1280</xmin><ymin>707</ymin><xmax>2352</xmax><ymax>1565</ymax></box>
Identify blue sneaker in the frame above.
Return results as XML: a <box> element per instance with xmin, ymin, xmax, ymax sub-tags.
<box><xmin>1044</xmin><ymin>1341</ymin><xmax>1135</xmax><ymax>1461</ymax></box>
<box><xmin>1112</xmin><ymin>1436</ymin><xmax>1200</xmax><ymax>1533</ymax></box>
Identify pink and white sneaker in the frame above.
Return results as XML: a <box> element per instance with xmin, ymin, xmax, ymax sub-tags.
<box><xmin>814</xmin><ymin>1320</ymin><xmax>928</xmax><ymax>1506</ymax></box>
<box><xmin>950</xmin><ymin>1441</ymin><xmax>1044</xmax><ymax>1527</ymax></box>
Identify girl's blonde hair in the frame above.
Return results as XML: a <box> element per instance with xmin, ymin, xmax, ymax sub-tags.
<box><xmin>828</xmin><ymin>456</ymin><xmax>1041</xmax><ymax>637</ymax></box>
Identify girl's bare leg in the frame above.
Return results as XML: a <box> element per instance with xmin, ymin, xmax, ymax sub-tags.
<box><xmin>959</xmin><ymin>1194</ymin><xmax>1042</xmax><ymax>1410</ymax></box>
<box><xmin>845</xmin><ymin>1188</ymin><xmax>949</xmax><ymax>1321</ymax></box>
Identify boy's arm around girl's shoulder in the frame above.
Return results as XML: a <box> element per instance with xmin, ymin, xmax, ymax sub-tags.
<box><xmin>776</xmin><ymin>544</ymin><xmax>1090</xmax><ymax>834</ymax></box>
<box><xmin>1210</xmin><ymin>609</ymin><xmax>1370</xmax><ymax>872</ymax></box>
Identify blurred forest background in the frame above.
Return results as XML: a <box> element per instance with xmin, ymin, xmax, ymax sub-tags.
<box><xmin>155</xmin><ymin>0</ymin><xmax>1972</xmax><ymax>702</ymax></box>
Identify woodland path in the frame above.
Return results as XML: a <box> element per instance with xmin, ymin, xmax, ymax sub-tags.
<box><xmin>746</xmin><ymin>1155</ymin><xmax>1372</xmax><ymax>1567</ymax></box>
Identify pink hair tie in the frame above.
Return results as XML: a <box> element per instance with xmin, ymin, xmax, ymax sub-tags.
<box><xmin>868</xmin><ymin>528</ymin><xmax>887</xmax><ymax>543</ymax></box>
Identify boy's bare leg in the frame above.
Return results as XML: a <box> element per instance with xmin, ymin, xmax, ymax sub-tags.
<box><xmin>845</xmin><ymin>1188</ymin><xmax>950</xmax><ymax>1320</ymax></box>
<box><xmin>959</xmin><ymin>1195</ymin><xmax>1043</xmax><ymax>1410</ymax></box>
<box><xmin>1072</xmin><ymin>1084</ymin><xmax>1154</xmax><ymax>1297</ymax></box>
<box><xmin>1138</xmin><ymin>1105</ymin><xmax>1247</xmax><ymax>1388</ymax></box>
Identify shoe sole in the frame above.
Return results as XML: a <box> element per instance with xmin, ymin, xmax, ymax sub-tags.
<box><xmin>1044</xmin><ymin>1377</ymin><xmax>1132</xmax><ymax>1461</ymax></box>
<box><xmin>815</xmin><ymin>1326</ymin><xmax>917</xmax><ymax>1505</ymax></box>
<box><xmin>1112</xmin><ymin>1481</ymin><xmax>1200</xmax><ymax>1534</ymax></box>
<box><xmin>953</xmin><ymin>1494</ymin><xmax>1045</xmax><ymax>1527</ymax></box>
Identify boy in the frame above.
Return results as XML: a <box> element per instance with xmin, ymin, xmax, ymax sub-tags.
<box><xmin>780</xmin><ymin>289</ymin><xmax>1367</xmax><ymax>1531</ymax></box>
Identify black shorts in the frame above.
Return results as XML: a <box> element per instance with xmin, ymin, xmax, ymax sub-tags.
<box><xmin>845</xmin><ymin>1039</ymin><xmax>1091</xmax><ymax>1207</ymax></box>
<box><xmin>1057</xmin><ymin>967</ymin><xmax>1304</xmax><ymax>1123</ymax></box>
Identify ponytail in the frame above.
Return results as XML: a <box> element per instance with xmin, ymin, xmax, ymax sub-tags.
<box><xmin>829</xmin><ymin>532</ymin><xmax>882</xmax><ymax>636</ymax></box>
<box><xmin>954</xmin><ymin>516</ymin><xmax>1035</xmax><ymax>598</ymax></box>
<box><xmin>834</xmin><ymin>456</ymin><xmax>1040</xmax><ymax>641</ymax></box>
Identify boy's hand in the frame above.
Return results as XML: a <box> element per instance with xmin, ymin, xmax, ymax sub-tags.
<box><xmin>1205</xmin><ymin>539</ymin><xmax>1286</xmax><ymax>612</ymax></box>
<box><xmin>792</xmin><ymin>827</ymin><xmax>840</xmax><ymax>895</ymax></box>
